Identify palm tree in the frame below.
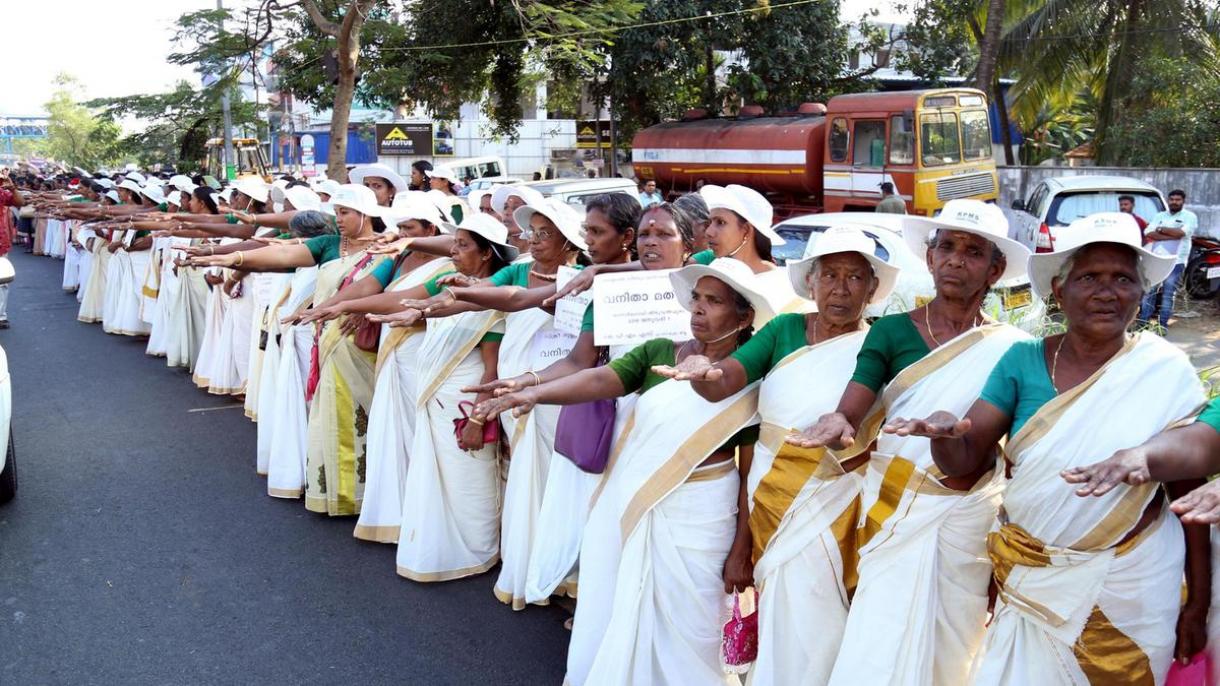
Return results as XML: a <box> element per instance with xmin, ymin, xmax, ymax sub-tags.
<box><xmin>998</xmin><ymin>0</ymin><xmax>1219</xmax><ymax>164</ymax></box>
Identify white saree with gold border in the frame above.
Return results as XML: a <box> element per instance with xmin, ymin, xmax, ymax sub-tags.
<box><xmin>304</xmin><ymin>252</ymin><xmax>384</xmax><ymax>516</ymax></box>
<box><xmin>394</xmin><ymin>306</ymin><xmax>506</xmax><ymax>580</ymax></box>
<box><xmin>493</xmin><ymin>305</ymin><xmax>573</xmax><ymax>609</ymax></box>
<box><xmin>77</xmin><ymin>228</ymin><xmax>110</xmax><ymax>320</ymax></box>
<box><xmin>565</xmin><ymin>377</ymin><xmax>759</xmax><ymax>686</ymax></box>
<box><xmin>971</xmin><ymin>333</ymin><xmax>1204</xmax><ymax>686</ymax></box>
<box><xmin>264</xmin><ymin>266</ymin><xmax>318</xmax><ymax>497</ymax></box>
<box><xmin>747</xmin><ymin>330</ymin><xmax>868</xmax><ymax>686</ymax></box>
<box><xmin>353</xmin><ymin>257</ymin><xmax>452</xmax><ymax>543</ymax></box>
<box><xmin>827</xmin><ymin>323</ymin><xmax>1029</xmax><ymax>686</ymax></box>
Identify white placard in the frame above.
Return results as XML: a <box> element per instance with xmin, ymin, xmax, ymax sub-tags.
<box><xmin>529</xmin><ymin>327</ymin><xmax>578</xmax><ymax>368</ymax></box>
<box><xmin>553</xmin><ymin>266</ymin><xmax>594</xmax><ymax>335</ymax></box>
<box><xmin>592</xmin><ymin>269</ymin><xmax>691</xmax><ymax>347</ymax></box>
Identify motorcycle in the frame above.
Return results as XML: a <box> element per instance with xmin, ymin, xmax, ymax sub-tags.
<box><xmin>1184</xmin><ymin>234</ymin><xmax>1220</xmax><ymax>300</ymax></box>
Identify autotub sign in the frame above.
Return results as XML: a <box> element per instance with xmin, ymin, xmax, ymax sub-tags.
<box><xmin>375</xmin><ymin>123</ymin><xmax>433</xmax><ymax>155</ymax></box>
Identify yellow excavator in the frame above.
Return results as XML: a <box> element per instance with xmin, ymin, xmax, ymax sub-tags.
<box><xmin>204</xmin><ymin>137</ymin><xmax>271</xmax><ymax>181</ymax></box>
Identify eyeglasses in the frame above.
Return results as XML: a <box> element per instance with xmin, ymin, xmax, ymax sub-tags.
<box><xmin>519</xmin><ymin>227</ymin><xmax>555</xmax><ymax>242</ymax></box>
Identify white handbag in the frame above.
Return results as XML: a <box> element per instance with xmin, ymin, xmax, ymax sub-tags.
<box><xmin>0</xmin><ymin>256</ymin><xmax>14</xmax><ymax>285</ymax></box>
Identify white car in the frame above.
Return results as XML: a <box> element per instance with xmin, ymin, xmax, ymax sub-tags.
<box><xmin>0</xmin><ymin>342</ymin><xmax>14</xmax><ymax>504</ymax></box>
<box><xmin>525</xmin><ymin>178</ymin><xmax>640</xmax><ymax>208</ymax></box>
<box><xmin>772</xmin><ymin>212</ymin><xmax>1046</xmax><ymax>329</ymax></box>
<box><xmin>1008</xmin><ymin>175</ymin><xmax>1166</xmax><ymax>253</ymax></box>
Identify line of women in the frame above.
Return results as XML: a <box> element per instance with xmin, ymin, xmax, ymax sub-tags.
<box><xmin>27</xmin><ymin>167</ymin><xmax>1220</xmax><ymax>685</ymax></box>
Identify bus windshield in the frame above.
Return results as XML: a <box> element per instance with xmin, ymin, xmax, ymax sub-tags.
<box><xmin>919</xmin><ymin>108</ymin><xmax>992</xmax><ymax>167</ymax></box>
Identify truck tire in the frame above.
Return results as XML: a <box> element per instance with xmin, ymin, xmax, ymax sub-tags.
<box><xmin>0</xmin><ymin>429</ymin><xmax>15</xmax><ymax>505</ymax></box>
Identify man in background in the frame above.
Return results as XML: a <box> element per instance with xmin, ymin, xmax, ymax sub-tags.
<box><xmin>875</xmin><ymin>182</ymin><xmax>907</xmax><ymax>214</ymax></box>
<box><xmin>1139</xmin><ymin>188</ymin><xmax>1197</xmax><ymax>328</ymax></box>
<box><xmin>1118</xmin><ymin>194</ymin><xmax>1147</xmax><ymax>241</ymax></box>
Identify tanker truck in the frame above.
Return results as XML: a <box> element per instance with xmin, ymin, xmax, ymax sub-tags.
<box><xmin>631</xmin><ymin>88</ymin><xmax>999</xmax><ymax>218</ymax></box>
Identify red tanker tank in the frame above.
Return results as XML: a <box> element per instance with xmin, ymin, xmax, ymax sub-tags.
<box><xmin>631</xmin><ymin>114</ymin><xmax>826</xmax><ymax>210</ymax></box>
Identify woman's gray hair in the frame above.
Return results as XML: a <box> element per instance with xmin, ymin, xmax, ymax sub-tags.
<box><xmin>927</xmin><ymin>229</ymin><xmax>1006</xmax><ymax>269</ymax></box>
<box><xmin>289</xmin><ymin>210</ymin><xmax>337</xmax><ymax>238</ymax></box>
<box><xmin>1053</xmin><ymin>246</ymin><xmax>1151</xmax><ymax>293</ymax></box>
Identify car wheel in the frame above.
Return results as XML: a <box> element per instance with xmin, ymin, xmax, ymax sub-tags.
<box><xmin>0</xmin><ymin>429</ymin><xmax>15</xmax><ymax>505</ymax></box>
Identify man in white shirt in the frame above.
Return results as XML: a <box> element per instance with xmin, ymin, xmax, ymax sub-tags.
<box><xmin>1139</xmin><ymin>188</ymin><xmax>1197</xmax><ymax>328</ymax></box>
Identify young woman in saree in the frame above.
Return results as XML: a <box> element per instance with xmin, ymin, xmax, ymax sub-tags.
<box><xmin>298</xmin><ymin>194</ymin><xmax>454</xmax><ymax>542</ymax></box>
<box><xmin>476</xmin><ymin>258</ymin><xmax>774</xmax><ymax>685</ymax></box>
<box><xmin>889</xmin><ymin>213</ymin><xmax>1209</xmax><ymax>685</ymax></box>
<box><xmin>789</xmin><ymin>199</ymin><xmax>1032</xmax><ymax>686</ymax></box>
<box><xmin>165</xmin><ymin>187</ymin><xmax>224</xmax><ymax>373</ymax></box>
<box><xmin>75</xmin><ymin>190</ymin><xmax>122</xmax><ymax>323</ymax></box>
<box><xmin>101</xmin><ymin>182</ymin><xmax>156</xmax><ymax>337</ymax></box>
<box><xmin>655</xmin><ymin>225</ymin><xmax>900</xmax><ymax>686</ymax></box>
<box><xmin>362</xmin><ymin>214</ymin><xmax>518</xmax><ymax>580</ymax></box>
<box><xmin>192</xmin><ymin>185</ymin><xmax>387</xmax><ymax>515</ymax></box>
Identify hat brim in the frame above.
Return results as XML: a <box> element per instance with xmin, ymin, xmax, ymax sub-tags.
<box><xmin>902</xmin><ymin>217</ymin><xmax>1030</xmax><ymax>282</ymax></box>
<box><xmin>787</xmin><ymin>250</ymin><xmax>900</xmax><ymax>305</ymax></box>
<box><xmin>350</xmin><ymin>166</ymin><xmax>409</xmax><ymax>193</ymax></box>
<box><xmin>513</xmin><ymin>206</ymin><xmax>587</xmax><ymax>251</ymax></box>
<box><xmin>669</xmin><ymin>264</ymin><xmax>777</xmax><ymax>324</ymax></box>
<box><xmin>1027</xmin><ymin>241</ymin><xmax>1178</xmax><ymax>301</ymax></box>
<box><xmin>701</xmin><ymin>185</ymin><xmax>786</xmax><ymax>246</ymax></box>
<box><xmin>443</xmin><ymin>222</ymin><xmax>520</xmax><ymax>261</ymax></box>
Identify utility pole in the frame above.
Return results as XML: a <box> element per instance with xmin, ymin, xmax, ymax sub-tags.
<box><xmin>217</xmin><ymin>0</ymin><xmax>236</xmax><ymax>180</ymax></box>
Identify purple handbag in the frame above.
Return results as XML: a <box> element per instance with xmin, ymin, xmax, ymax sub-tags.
<box><xmin>554</xmin><ymin>396</ymin><xmax>617</xmax><ymax>473</ymax></box>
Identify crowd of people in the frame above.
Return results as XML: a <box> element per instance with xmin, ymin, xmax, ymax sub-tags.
<box><xmin>13</xmin><ymin>160</ymin><xmax>1220</xmax><ymax>685</ymax></box>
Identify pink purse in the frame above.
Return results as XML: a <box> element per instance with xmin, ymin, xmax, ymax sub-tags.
<box><xmin>1165</xmin><ymin>652</ymin><xmax>1212</xmax><ymax>686</ymax></box>
<box><xmin>720</xmin><ymin>591</ymin><xmax>759</xmax><ymax>673</ymax></box>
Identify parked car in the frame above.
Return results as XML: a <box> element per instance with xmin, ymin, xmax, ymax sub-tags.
<box><xmin>436</xmin><ymin>156</ymin><xmax>506</xmax><ymax>185</ymax></box>
<box><xmin>0</xmin><ymin>342</ymin><xmax>14</xmax><ymax>504</ymax></box>
<box><xmin>1185</xmin><ymin>234</ymin><xmax>1220</xmax><ymax>300</ymax></box>
<box><xmin>772</xmin><ymin>212</ymin><xmax>1046</xmax><ymax>327</ymax></box>
<box><xmin>461</xmin><ymin>176</ymin><xmax>521</xmax><ymax>196</ymax></box>
<box><xmin>1009</xmin><ymin>175</ymin><xmax>1166</xmax><ymax>253</ymax></box>
<box><xmin>525</xmin><ymin>178</ymin><xmax>640</xmax><ymax>208</ymax></box>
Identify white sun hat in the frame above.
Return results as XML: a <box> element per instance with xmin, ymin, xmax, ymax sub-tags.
<box><xmin>124</xmin><ymin>171</ymin><xmax>147</xmax><ymax>185</ymax></box>
<box><xmin>383</xmin><ymin>192</ymin><xmax>448</xmax><ymax>232</ymax></box>
<box><xmin>902</xmin><ymin>198</ymin><xmax>1030</xmax><ymax>282</ymax></box>
<box><xmin>787</xmin><ymin>225</ymin><xmax>902</xmax><ymax>304</ymax></box>
<box><xmin>1027</xmin><ymin>212</ymin><xmax>1177</xmax><ymax>301</ymax></box>
<box><xmin>234</xmin><ymin>178</ymin><xmax>270</xmax><ymax>204</ymax></box>
<box><xmin>169</xmin><ymin>174</ymin><xmax>194</xmax><ymax>193</ymax></box>
<box><xmin>95</xmin><ymin>178</ymin><xmax>115</xmax><ymax>190</ymax></box>
<box><xmin>104</xmin><ymin>190</ymin><xmax>121</xmax><ymax>204</ymax></box>
<box><xmin>700</xmin><ymin>183</ymin><xmax>786</xmax><ymax>246</ymax></box>
<box><xmin>445</xmin><ymin>212</ymin><xmax>520</xmax><ymax>262</ymax></box>
<box><xmin>166</xmin><ymin>190</ymin><xmax>184</xmax><ymax>208</ymax></box>
<box><xmin>491</xmin><ymin>184</ymin><xmax>545</xmax><ymax>215</ymax></box>
<box><xmin>313</xmin><ymin>179</ymin><xmax>342</xmax><ymax>198</ymax></box>
<box><xmin>117</xmin><ymin>179</ymin><xmax>144</xmax><ymax>196</ymax></box>
<box><xmin>669</xmin><ymin>257</ymin><xmax>777</xmax><ymax>325</ymax></box>
<box><xmin>513</xmin><ymin>198</ymin><xmax>588</xmax><ymax>251</ymax></box>
<box><xmin>428</xmin><ymin>166</ymin><xmax>459</xmax><ymax>183</ymax></box>
<box><xmin>349</xmin><ymin>163</ymin><xmax>408</xmax><ymax>193</ymax></box>
<box><xmin>282</xmin><ymin>185</ymin><xmax>322</xmax><ymax>212</ymax></box>
<box><xmin>140</xmin><ymin>183</ymin><xmax>166</xmax><ymax>206</ymax></box>
<box><xmin>329</xmin><ymin>183</ymin><xmax>383</xmax><ymax>217</ymax></box>
<box><xmin>218</xmin><ymin>188</ymin><xmax>234</xmax><ymax>204</ymax></box>
<box><xmin>423</xmin><ymin>189</ymin><xmax>456</xmax><ymax>223</ymax></box>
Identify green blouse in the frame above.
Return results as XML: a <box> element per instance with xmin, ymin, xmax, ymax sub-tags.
<box><xmin>731</xmin><ymin>313</ymin><xmax>810</xmax><ymax>384</ymax></box>
<box><xmin>979</xmin><ymin>338</ymin><xmax>1056</xmax><ymax>437</ymax></box>
<box><xmin>304</xmin><ymin>234</ymin><xmax>343</xmax><ymax>265</ymax></box>
<box><xmin>691</xmin><ymin>249</ymin><xmax>715</xmax><ymax>265</ymax></box>
<box><xmin>850</xmin><ymin>313</ymin><xmax>932</xmax><ymax>393</ymax></box>
<box><xmin>609</xmin><ymin>337</ymin><xmax>759</xmax><ymax>447</ymax></box>
<box><xmin>1198</xmin><ymin>397</ymin><xmax>1220</xmax><ymax>434</ymax></box>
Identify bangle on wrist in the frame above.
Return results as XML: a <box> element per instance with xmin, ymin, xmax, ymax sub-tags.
<box><xmin>527</xmin><ymin>370</ymin><xmax>542</xmax><ymax>387</ymax></box>
<box><xmin>234</xmin><ymin>252</ymin><xmax>245</xmax><ymax>267</ymax></box>
<box><xmin>468</xmin><ymin>417</ymin><xmax>485</xmax><ymax>426</ymax></box>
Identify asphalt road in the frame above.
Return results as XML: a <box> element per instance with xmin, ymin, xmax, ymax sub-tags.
<box><xmin>0</xmin><ymin>248</ymin><xmax>570</xmax><ymax>685</ymax></box>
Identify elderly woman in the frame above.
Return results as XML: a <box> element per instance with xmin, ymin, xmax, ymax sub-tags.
<box><xmin>475</xmin><ymin>258</ymin><xmax>773</xmax><ymax>685</ymax></box>
<box><xmin>790</xmin><ymin>199</ymin><xmax>1031</xmax><ymax>685</ymax></box>
<box><xmin>297</xmin><ymin>195</ymin><xmax>454</xmax><ymax>542</ymax></box>
<box><xmin>192</xmin><ymin>185</ymin><xmax>386</xmax><ymax>516</ymax></box>
<box><xmin>887</xmin><ymin>213</ymin><xmax>1209</xmax><ymax>684</ymax></box>
<box><xmin>655</xmin><ymin>226</ymin><xmax>899</xmax><ymax>685</ymax></box>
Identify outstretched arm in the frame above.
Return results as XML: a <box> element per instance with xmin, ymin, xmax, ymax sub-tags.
<box><xmin>883</xmin><ymin>399</ymin><xmax>1009</xmax><ymax>479</ymax></box>
<box><xmin>786</xmin><ymin>381</ymin><xmax>878</xmax><ymax>450</ymax></box>
<box><xmin>472</xmin><ymin>366</ymin><xmax>626</xmax><ymax>421</ymax></box>
<box><xmin>1063</xmin><ymin>422</ymin><xmax>1220</xmax><ymax>496</ymax></box>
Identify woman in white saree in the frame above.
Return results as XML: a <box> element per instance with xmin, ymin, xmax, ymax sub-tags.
<box><xmin>367</xmin><ymin>214</ymin><xmax>520</xmax><ymax>579</ymax></box>
<box><xmin>477</xmin><ymin>258</ymin><xmax>775</xmax><ymax>685</ymax></box>
<box><xmin>657</xmin><ymin>226</ymin><xmax>901</xmax><ymax>686</ymax></box>
<box><xmin>790</xmin><ymin>200</ymin><xmax>1032</xmax><ymax>686</ymax></box>
<box><xmin>298</xmin><ymin>194</ymin><xmax>455</xmax><ymax>542</ymax></box>
<box><xmin>890</xmin><ymin>213</ymin><xmax>1210</xmax><ymax>685</ymax></box>
<box><xmin>192</xmin><ymin>184</ymin><xmax>387</xmax><ymax>516</ymax></box>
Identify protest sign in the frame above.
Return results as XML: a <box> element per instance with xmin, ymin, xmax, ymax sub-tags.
<box><xmin>553</xmin><ymin>266</ymin><xmax>593</xmax><ymax>335</ymax></box>
<box><xmin>592</xmin><ymin>269</ymin><xmax>691</xmax><ymax>347</ymax></box>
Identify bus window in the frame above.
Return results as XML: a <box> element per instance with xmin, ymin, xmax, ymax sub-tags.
<box><xmin>829</xmin><ymin>118</ymin><xmax>849</xmax><ymax>162</ymax></box>
<box><xmin>889</xmin><ymin>114</ymin><xmax>914</xmax><ymax>164</ymax></box>
<box><xmin>961</xmin><ymin>110</ymin><xmax>991</xmax><ymax>160</ymax></box>
<box><xmin>853</xmin><ymin>120</ymin><xmax>886</xmax><ymax>166</ymax></box>
<box><xmin>920</xmin><ymin>112</ymin><xmax>961</xmax><ymax>166</ymax></box>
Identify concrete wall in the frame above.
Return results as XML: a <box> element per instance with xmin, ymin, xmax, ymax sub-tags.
<box><xmin>998</xmin><ymin>166</ymin><xmax>1220</xmax><ymax>238</ymax></box>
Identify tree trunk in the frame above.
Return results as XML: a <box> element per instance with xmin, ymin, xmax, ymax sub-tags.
<box><xmin>974</xmin><ymin>0</ymin><xmax>1005</xmax><ymax>92</ymax></box>
<box><xmin>993</xmin><ymin>77</ymin><xmax>1015</xmax><ymax>165</ymax></box>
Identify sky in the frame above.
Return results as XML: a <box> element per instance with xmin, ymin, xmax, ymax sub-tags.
<box><xmin>1</xmin><ymin>0</ymin><xmax>908</xmax><ymax>121</ymax></box>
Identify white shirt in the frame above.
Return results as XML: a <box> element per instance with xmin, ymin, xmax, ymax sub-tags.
<box><xmin>1145</xmin><ymin>208</ymin><xmax>1198</xmax><ymax>265</ymax></box>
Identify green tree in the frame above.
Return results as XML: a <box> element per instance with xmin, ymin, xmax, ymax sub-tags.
<box><xmin>998</xmin><ymin>0</ymin><xmax>1220</xmax><ymax>163</ymax></box>
<box><xmin>728</xmin><ymin>0</ymin><xmax>849</xmax><ymax>111</ymax></box>
<box><xmin>38</xmin><ymin>74</ymin><xmax>124</xmax><ymax>169</ymax></box>
<box><xmin>1104</xmin><ymin>57</ymin><xmax>1220</xmax><ymax>166</ymax></box>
